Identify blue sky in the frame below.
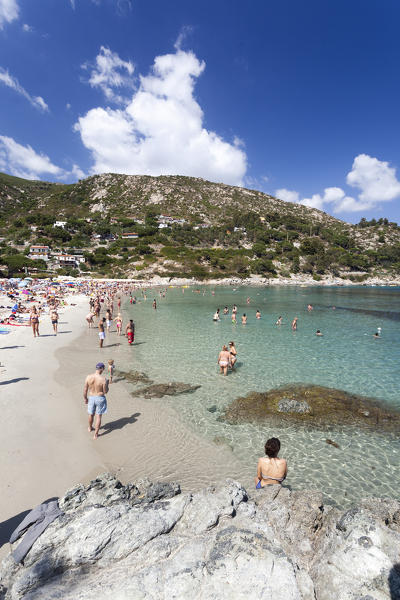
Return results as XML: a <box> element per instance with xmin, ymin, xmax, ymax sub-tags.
<box><xmin>1</xmin><ymin>0</ymin><xmax>400</xmax><ymax>224</ymax></box>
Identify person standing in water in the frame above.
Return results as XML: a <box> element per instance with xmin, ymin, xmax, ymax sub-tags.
<box><xmin>83</xmin><ymin>362</ymin><xmax>109</xmax><ymax>440</ymax></box>
<box><xmin>213</xmin><ymin>308</ymin><xmax>220</xmax><ymax>321</ymax></box>
<box><xmin>218</xmin><ymin>345</ymin><xmax>231</xmax><ymax>376</ymax></box>
<box><xmin>291</xmin><ymin>317</ymin><xmax>298</xmax><ymax>331</ymax></box>
<box><xmin>98</xmin><ymin>321</ymin><xmax>105</xmax><ymax>348</ymax></box>
<box><xmin>106</xmin><ymin>308</ymin><xmax>112</xmax><ymax>333</ymax></box>
<box><xmin>276</xmin><ymin>316</ymin><xmax>282</xmax><ymax>326</ymax></box>
<box><xmin>152</xmin><ymin>299</ymin><xmax>157</xmax><ymax>310</ymax></box>
<box><xmin>256</xmin><ymin>310</ymin><xmax>261</xmax><ymax>319</ymax></box>
<box><xmin>228</xmin><ymin>341</ymin><xmax>237</xmax><ymax>369</ymax></box>
<box><xmin>125</xmin><ymin>320</ymin><xmax>135</xmax><ymax>345</ymax></box>
<box><xmin>114</xmin><ymin>313</ymin><xmax>123</xmax><ymax>336</ymax></box>
<box><xmin>241</xmin><ymin>314</ymin><xmax>247</xmax><ymax>324</ymax></box>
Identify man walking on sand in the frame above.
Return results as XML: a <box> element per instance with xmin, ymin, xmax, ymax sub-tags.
<box><xmin>83</xmin><ymin>362</ymin><xmax>109</xmax><ymax>440</ymax></box>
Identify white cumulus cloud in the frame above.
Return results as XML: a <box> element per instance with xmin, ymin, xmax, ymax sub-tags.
<box><xmin>75</xmin><ymin>48</ymin><xmax>247</xmax><ymax>185</ymax></box>
<box><xmin>0</xmin><ymin>0</ymin><xmax>19</xmax><ymax>29</ymax></box>
<box><xmin>0</xmin><ymin>67</ymin><xmax>49</xmax><ymax>112</ymax></box>
<box><xmin>275</xmin><ymin>188</ymin><xmax>300</xmax><ymax>204</ymax></box>
<box><xmin>346</xmin><ymin>154</ymin><xmax>400</xmax><ymax>205</ymax></box>
<box><xmin>277</xmin><ymin>155</ymin><xmax>400</xmax><ymax>213</ymax></box>
<box><xmin>0</xmin><ymin>135</ymin><xmax>63</xmax><ymax>179</ymax></box>
<box><xmin>83</xmin><ymin>46</ymin><xmax>134</xmax><ymax>104</ymax></box>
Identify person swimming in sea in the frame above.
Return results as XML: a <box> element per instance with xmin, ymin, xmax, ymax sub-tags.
<box><xmin>276</xmin><ymin>316</ymin><xmax>282</xmax><ymax>325</ymax></box>
<box><xmin>316</xmin><ymin>329</ymin><xmax>323</xmax><ymax>336</ymax></box>
<box><xmin>255</xmin><ymin>438</ymin><xmax>287</xmax><ymax>489</ymax></box>
<box><xmin>256</xmin><ymin>310</ymin><xmax>261</xmax><ymax>319</ymax></box>
<box><xmin>223</xmin><ymin>306</ymin><xmax>229</xmax><ymax>315</ymax></box>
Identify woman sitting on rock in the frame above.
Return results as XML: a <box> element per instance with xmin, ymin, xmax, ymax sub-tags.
<box><xmin>255</xmin><ymin>438</ymin><xmax>287</xmax><ymax>489</ymax></box>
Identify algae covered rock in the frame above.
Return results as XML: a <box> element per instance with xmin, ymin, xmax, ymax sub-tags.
<box><xmin>221</xmin><ymin>383</ymin><xmax>400</xmax><ymax>432</ymax></box>
<box><xmin>131</xmin><ymin>382</ymin><xmax>201</xmax><ymax>399</ymax></box>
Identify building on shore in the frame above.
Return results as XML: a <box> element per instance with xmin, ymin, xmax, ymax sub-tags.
<box><xmin>29</xmin><ymin>245</ymin><xmax>50</xmax><ymax>261</ymax></box>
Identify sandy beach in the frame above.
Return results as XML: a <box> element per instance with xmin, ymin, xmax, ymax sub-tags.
<box><xmin>0</xmin><ymin>290</ymin><xmax>247</xmax><ymax>560</ymax></box>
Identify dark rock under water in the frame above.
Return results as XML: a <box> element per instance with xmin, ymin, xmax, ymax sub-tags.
<box><xmin>130</xmin><ymin>382</ymin><xmax>201</xmax><ymax>399</ymax></box>
<box><xmin>116</xmin><ymin>369</ymin><xmax>153</xmax><ymax>385</ymax></box>
<box><xmin>221</xmin><ymin>383</ymin><xmax>400</xmax><ymax>432</ymax></box>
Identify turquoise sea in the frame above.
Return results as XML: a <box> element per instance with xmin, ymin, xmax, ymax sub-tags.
<box><xmin>121</xmin><ymin>285</ymin><xmax>400</xmax><ymax>507</ymax></box>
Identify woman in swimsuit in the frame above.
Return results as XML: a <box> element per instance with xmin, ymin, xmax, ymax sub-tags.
<box><xmin>218</xmin><ymin>345</ymin><xmax>230</xmax><ymax>376</ymax></box>
<box><xmin>106</xmin><ymin>309</ymin><xmax>112</xmax><ymax>332</ymax></box>
<box><xmin>255</xmin><ymin>438</ymin><xmax>287</xmax><ymax>489</ymax></box>
<box><xmin>30</xmin><ymin>306</ymin><xmax>39</xmax><ymax>338</ymax></box>
<box><xmin>228</xmin><ymin>341</ymin><xmax>237</xmax><ymax>369</ymax></box>
<box><xmin>114</xmin><ymin>313</ymin><xmax>123</xmax><ymax>336</ymax></box>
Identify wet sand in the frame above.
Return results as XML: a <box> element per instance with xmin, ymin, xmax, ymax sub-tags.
<box><xmin>55</xmin><ymin>304</ymin><xmax>249</xmax><ymax>491</ymax></box>
<box><xmin>0</xmin><ymin>294</ymin><xmax>248</xmax><ymax>559</ymax></box>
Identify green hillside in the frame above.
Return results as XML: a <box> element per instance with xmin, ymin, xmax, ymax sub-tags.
<box><xmin>0</xmin><ymin>171</ymin><xmax>399</xmax><ymax>280</ymax></box>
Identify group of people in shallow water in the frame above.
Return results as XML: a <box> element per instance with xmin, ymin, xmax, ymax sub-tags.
<box><xmin>86</xmin><ymin>293</ymin><xmax>135</xmax><ymax>348</ymax></box>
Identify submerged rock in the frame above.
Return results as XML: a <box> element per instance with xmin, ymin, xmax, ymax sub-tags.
<box><xmin>116</xmin><ymin>369</ymin><xmax>153</xmax><ymax>385</ymax></box>
<box><xmin>277</xmin><ymin>398</ymin><xmax>311</xmax><ymax>413</ymax></box>
<box><xmin>325</xmin><ymin>439</ymin><xmax>340</xmax><ymax>449</ymax></box>
<box><xmin>1</xmin><ymin>473</ymin><xmax>399</xmax><ymax>599</ymax></box>
<box><xmin>221</xmin><ymin>383</ymin><xmax>400</xmax><ymax>432</ymax></box>
<box><xmin>131</xmin><ymin>382</ymin><xmax>201</xmax><ymax>399</ymax></box>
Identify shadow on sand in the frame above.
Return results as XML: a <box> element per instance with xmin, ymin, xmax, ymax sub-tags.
<box><xmin>0</xmin><ymin>377</ymin><xmax>29</xmax><ymax>386</ymax></box>
<box><xmin>0</xmin><ymin>346</ymin><xmax>25</xmax><ymax>350</ymax></box>
<box><xmin>100</xmin><ymin>412</ymin><xmax>141</xmax><ymax>437</ymax></box>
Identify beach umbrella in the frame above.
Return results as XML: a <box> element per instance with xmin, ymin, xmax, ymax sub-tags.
<box><xmin>21</xmin><ymin>290</ymin><xmax>30</xmax><ymax>295</ymax></box>
<box><xmin>24</xmin><ymin>277</ymin><xmax>34</xmax><ymax>281</ymax></box>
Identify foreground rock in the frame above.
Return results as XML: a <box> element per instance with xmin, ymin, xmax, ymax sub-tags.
<box><xmin>221</xmin><ymin>383</ymin><xmax>400</xmax><ymax>432</ymax></box>
<box><xmin>1</xmin><ymin>474</ymin><xmax>399</xmax><ymax>599</ymax></box>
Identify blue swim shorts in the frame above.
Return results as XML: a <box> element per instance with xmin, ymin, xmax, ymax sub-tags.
<box><xmin>88</xmin><ymin>395</ymin><xmax>107</xmax><ymax>415</ymax></box>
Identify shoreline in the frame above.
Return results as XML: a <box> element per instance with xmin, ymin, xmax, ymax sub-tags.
<box><xmin>1</xmin><ymin>282</ymin><xmax>399</xmax><ymax>560</ymax></box>
<box><xmin>0</xmin><ymin>290</ymin><xmax>250</xmax><ymax>559</ymax></box>
<box><xmin>53</xmin><ymin>297</ymin><xmax>249</xmax><ymax>491</ymax></box>
<box><xmin>67</xmin><ymin>273</ymin><xmax>400</xmax><ymax>287</ymax></box>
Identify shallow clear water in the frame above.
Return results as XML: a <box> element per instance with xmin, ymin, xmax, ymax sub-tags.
<box><xmin>121</xmin><ymin>286</ymin><xmax>400</xmax><ymax>507</ymax></box>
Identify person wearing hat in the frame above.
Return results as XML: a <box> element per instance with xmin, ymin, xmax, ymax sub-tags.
<box><xmin>83</xmin><ymin>362</ymin><xmax>109</xmax><ymax>440</ymax></box>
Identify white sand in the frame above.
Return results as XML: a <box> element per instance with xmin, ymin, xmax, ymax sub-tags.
<box><xmin>0</xmin><ymin>293</ymin><xmax>248</xmax><ymax>559</ymax></box>
<box><xmin>0</xmin><ymin>297</ymin><xmax>105</xmax><ymax>558</ymax></box>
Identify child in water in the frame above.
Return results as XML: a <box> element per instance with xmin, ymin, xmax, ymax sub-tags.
<box><xmin>108</xmin><ymin>359</ymin><xmax>115</xmax><ymax>383</ymax></box>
